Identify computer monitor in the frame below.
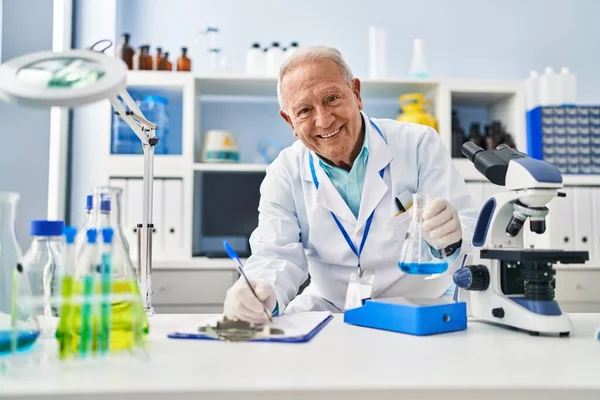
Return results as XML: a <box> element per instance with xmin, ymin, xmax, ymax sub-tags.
<box><xmin>195</xmin><ymin>171</ymin><xmax>266</xmax><ymax>257</ymax></box>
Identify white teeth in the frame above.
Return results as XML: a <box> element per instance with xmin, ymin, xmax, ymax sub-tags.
<box><xmin>321</xmin><ymin>129</ymin><xmax>340</xmax><ymax>138</ymax></box>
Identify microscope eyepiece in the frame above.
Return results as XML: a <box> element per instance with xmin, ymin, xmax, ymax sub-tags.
<box><xmin>461</xmin><ymin>141</ymin><xmax>484</xmax><ymax>162</ymax></box>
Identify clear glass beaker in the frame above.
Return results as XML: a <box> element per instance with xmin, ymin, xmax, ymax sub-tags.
<box><xmin>0</xmin><ymin>192</ymin><xmax>39</xmax><ymax>356</ymax></box>
<box><xmin>397</xmin><ymin>192</ymin><xmax>449</xmax><ymax>275</ymax></box>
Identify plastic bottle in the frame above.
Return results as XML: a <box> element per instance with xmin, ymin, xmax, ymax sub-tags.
<box><xmin>22</xmin><ymin>220</ymin><xmax>65</xmax><ymax>337</ymax></box>
<box><xmin>177</xmin><ymin>47</ymin><xmax>191</xmax><ymax>72</ymax></box>
<box><xmin>559</xmin><ymin>67</ymin><xmax>577</xmax><ymax>106</ymax></box>
<box><xmin>265</xmin><ymin>42</ymin><xmax>284</xmax><ymax>76</ymax></box>
<box><xmin>539</xmin><ymin>67</ymin><xmax>560</xmax><ymax>106</ymax></box>
<box><xmin>140</xmin><ymin>95</ymin><xmax>170</xmax><ymax>154</ymax></box>
<box><xmin>117</xmin><ymin>33</ymin><xmax>134</xmax><ymax>70</ymax></box>
<box><xmin>525</xmin><ymin>70</ymin><xmax>540</xmax><ymax>110</ymax></box>
<box><xmin>368</xmin><ymin>26</ymin><xmax>387</xmax><ymax>79</ymax></box>
<box><xmin>409</xmin><ymin>38</ymin><xmax>429</xmax><ymax>78</ymax></box>
<box><xmin>246</xmin><ymin>43</ymin><xmax>265</xmax><ymax>76</ymax></box>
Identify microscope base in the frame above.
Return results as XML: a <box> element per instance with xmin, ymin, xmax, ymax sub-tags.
<box><xmin>469</xmin><ymin>291</ymin><xmax>572</xmax><ymax>336</ymax></box>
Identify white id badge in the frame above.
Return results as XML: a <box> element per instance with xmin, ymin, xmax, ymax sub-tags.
<box><xmin>344</xmin><ymin>269</ymin><xmax>375</xmax><ymax>311</ymax></box>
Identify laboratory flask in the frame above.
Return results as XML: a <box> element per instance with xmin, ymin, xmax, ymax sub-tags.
<box><xmin>22</xmin><ymin>220</ymin><xmax>65</xmax><ymax>337</ymax></box>
<box><xmin>397</xmin><ymin>193</ymin><xmax>449</xmax><ymax>275</ymax></box>
<box><xmin>90</xmin><ymin>187</ymin><xmax>149</xmax><ymax>351</ymax></box>
<box><xmin>0</xmin><ymin>193</ymin><xmax>39</xmax><ymax>356</ymax></box>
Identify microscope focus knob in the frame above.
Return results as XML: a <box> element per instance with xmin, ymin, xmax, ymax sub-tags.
<box><xmin>453</xmin><ymin>265</ymin><xmax>490</xmax><ymax>291</ymax></box>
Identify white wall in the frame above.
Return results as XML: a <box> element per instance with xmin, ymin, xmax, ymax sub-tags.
<box><xmin>0</xmin><ymin>0</ymin><xmax>54</xmax><ymax>248</ymax></box>
<box><xmin>120</xmin><ymin>0</ymin><xmax>600</xmax><ymax>102</ymax></box>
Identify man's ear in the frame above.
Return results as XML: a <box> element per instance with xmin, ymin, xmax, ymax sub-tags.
<box><xmin>352</xmin><ymin>78</ymin><xmax>363</xmax><ymax>110</ymax></box>
<box><xmin>280</xmin><ymin>109</ymin><xmax>295</xmax><ymax>132</ymax></box>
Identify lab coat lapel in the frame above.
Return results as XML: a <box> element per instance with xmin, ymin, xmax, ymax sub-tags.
<box><xmin>301</xmin><ymin>150</ymin><xmax>357</xmax><ymax>225</ymax></box>
<box><xmin>356</xmin><ymin>121</ymin><xmax>392</xmax><ymax>230</ymax></box>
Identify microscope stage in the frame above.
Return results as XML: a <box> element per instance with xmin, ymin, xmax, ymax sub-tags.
<box><xmin>480</xmin><ymin>248</ymin><xmax>589</xmax><ymax>264</ymax></box>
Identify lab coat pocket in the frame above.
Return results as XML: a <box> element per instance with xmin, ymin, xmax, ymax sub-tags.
<box><xmin>392</xmin><ymin>207</ymin><xmax>413</xmax><ymax>228</ymax></box>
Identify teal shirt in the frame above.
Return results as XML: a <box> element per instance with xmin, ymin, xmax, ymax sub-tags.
<box><xmin>318</xmin><ymin>128</ymin><xmax>369</xmax><ymax>219</ymax></box>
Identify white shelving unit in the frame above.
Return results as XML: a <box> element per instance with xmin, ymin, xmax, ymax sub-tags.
<box><xmin>98</xmin><ymin>71</ymin><xmax>600</xmax><ymax>266</ymax></box>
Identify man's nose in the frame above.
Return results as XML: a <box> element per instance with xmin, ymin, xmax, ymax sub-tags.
<box><xmin>314</xmin><ymin>108</ymin><xmax>335</xmax><ymax>129</ymax></box>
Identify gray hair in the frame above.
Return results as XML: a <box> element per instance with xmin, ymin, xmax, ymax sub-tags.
<box><xmin>276</xmin><ymin>46</ymin><xmax>355</xmax><ymax>112</ymax></box>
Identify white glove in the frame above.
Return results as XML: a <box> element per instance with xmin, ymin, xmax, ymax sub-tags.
<box><xmin>223</xmin><ymin>279</ymin><xmax>277</xmax><ymax>324</ymax></box>
<box><xmin>421</xmin><ymin>198</ymin><xmax>462</xmax><ymax>250</ymax></box>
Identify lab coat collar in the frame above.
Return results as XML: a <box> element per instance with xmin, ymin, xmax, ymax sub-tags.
<box><xmin>301</xmin><ymin>112</ymin><xmax>393</xmax><ymax>228</ymax></box>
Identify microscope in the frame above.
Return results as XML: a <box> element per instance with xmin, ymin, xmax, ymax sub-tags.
<box><xmin>453</xmin><ymin>142</ymin><xmax>589</xmax><ymax>336</ymax></box>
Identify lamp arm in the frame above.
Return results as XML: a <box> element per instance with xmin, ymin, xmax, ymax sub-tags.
<box><xmin>108</xmin><ymin>89</ymin><xmax>157</xmax><ymax>315</ymax></box>
<box><xmin>109</xmin><ymin>90</ymin><xmax>157</xmax><ymax>145</ymax></box>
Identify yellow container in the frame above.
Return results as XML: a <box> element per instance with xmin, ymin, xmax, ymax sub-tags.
<box><xmin>396</xmin><ymin>93</ymin><xmax>438</xmax><ymax>131</ymax></box>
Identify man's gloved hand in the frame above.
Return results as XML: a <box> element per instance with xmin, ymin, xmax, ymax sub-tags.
<box><xmin>223</xmin><ymin>279</ymin><xmax>277</xmax><ymax>324</ymax></box>
<box><xmin>421</xmin><ymin>198</ymin><xmax>462</xmax><ymax>251</ymax></box>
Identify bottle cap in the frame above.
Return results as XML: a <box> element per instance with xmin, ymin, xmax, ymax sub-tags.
<box><xmin>290</xmin><ymin>42</ymin><xmax>299</xmax><ymax>47</ymax></box>
<box><xmin>86</xmin><ymin>228</ymin><xmax>98</xmax><ymax>245</ymax></box>
<box><xmin>100</xmin><ymin>199</ymin><xmax>111</xmax><ymax>212</ymax></box>
<box><xmin>252</xmin><ymin>43</ymin><xmax>260</xmax><ymax>48</ymax></box>
<box><xmin>63</xmin><ymin>226</ymin><xmax>77</xmax><ymax>244</ymax></box>
<box><xmin>30</xmin><ymin>220</ymin><xmax>65</xmax><ymax>236</ymax></box>
<box><xmin>86</xmin><ymin>194</ymin><xmax>93</xmax><ymax>210</ymax></box>
<box><xmin>272</xmin><ymin>42</ymin><xmax>280</xmax><ymax>47</ymax></box>
<box><xmin>182</xmin><ymin>47</ymin><xmax>188</xmax><ymax>52</ymax></box>
<box><xmin>544</xmin><ymin>66</ymin><xmax>554</xmax><ymax>74</ymax></box>
<box><xmin>529</xmin><ymin>70</ymin><xmax>538</xmax><ymax>78</ymax></box>
<box><xmin>157</xmin><ymin>47</ymin><xmax>162</xmax><ymax>53</ymax></box>
<box><xmin>560</xmin><ymin>67</ymin><xmax>570</xmax><ymax>74</ymax></box>
<box><xmin>102</xmin><ymin>227</ymin><xmax>114</xmax><ymax>244</ymax></box>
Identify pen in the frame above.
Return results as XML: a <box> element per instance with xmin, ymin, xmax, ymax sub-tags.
<box><xmin>223</xmin><ymin>241</ymin><xmax>273</xmax><ymax>323</ymax></box>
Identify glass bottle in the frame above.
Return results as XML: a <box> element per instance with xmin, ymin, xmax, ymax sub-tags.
<box><xmin>153</xmin><ymin>47</ymin><xmax>163</xmax><ymax>71</ymax></box>
<box><xmin>177</xmin><ymin>47</ymin><xmax>191</xmax><ymax>72</ymax></box>
<box><xmin>397</xmin><ymin>192</ymin><xmax>449</xmax><ymax>275</ymax></box>
<box><xmin>162</xmin><ymin>52</ymin><xmax>173</xmax><ymax>71</ymax></box>
<box><xmin>0</xmin><ymin>193</ymin><xmax>39</xmax><ymax>356</ymax></box>
<box><xmin>117</xmin><ymin>33</ymin><xmax>134</xmax><ymax>70</ymax></box>
<box><xmin>22</xmin><ymin>220</ymin><xmax>65</xmax><ymax>337</ymax></box>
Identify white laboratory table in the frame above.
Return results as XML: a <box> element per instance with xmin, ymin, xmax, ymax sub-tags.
<box><xmin>2</xmin><ymin>313</ymin><xmax>600</xmax><ymax>400</ymax></box>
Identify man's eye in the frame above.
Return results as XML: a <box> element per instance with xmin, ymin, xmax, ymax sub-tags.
<box><xmin>297</xmin><ymin>108</ymin><xmax>309</xmax><ymax>116</ymax></box>
<box><xmin>326</xmin><ymin>95</ymin><xmax>340</xmax><ymax>103</ymax></box>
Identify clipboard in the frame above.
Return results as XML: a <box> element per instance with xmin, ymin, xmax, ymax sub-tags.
<box><xmin>167</xmin><ymin>313</ymin><xmax>333</xmax><ymax>343</ymax></box>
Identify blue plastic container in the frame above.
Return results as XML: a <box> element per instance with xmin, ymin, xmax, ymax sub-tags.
<box><xmin>140</xmin><ymin>95</ymin><xmax>170</xmax><ymax>155</ymax></box>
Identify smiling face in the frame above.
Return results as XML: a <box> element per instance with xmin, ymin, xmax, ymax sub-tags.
<box><xmin>279</xmin><ymin>58</ymin><xmax>364</xmax><ymax>169</ymax></box>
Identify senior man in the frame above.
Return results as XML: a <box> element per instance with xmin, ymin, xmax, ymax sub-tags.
<box><xmin>223</xmin><ymin>46</ymin><xmax>478</xmax><ymax>323</ymax></box>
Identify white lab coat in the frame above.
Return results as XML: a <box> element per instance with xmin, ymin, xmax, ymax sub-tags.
<box><xmin>244</xmin><ymin>113</ymin><xmax>479</xmax><ymax>314</ymax></box>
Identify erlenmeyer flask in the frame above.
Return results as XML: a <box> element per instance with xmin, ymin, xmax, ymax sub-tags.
<box><xmin>398</xmin><ymin>193</ymin><xmax>449</xmax><ymax>275</ymax></box>
<box><xmin>91</xmin><ymin>187</ymin><xmax>148</xmax><ymax>350</ymax></box>
<box><xmin>0</xmin><ymin>192</ymin><xmax>39</xmax><ymax>356</ymax></box>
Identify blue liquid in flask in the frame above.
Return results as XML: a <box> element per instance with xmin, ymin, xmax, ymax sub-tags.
<box><xmin>0</xmin><ymin>330</ymin><xmax>39</xmax><ymax>355</ymax></box>
<box><xmin>398</xmin><ymin>261</ymin><xmax>448</xmax><ymax>275</ymax></box>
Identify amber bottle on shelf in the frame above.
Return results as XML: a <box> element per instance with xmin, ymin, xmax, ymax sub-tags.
<box><xmin>160</xmin><ymin>52</ymin><xmax>173</xmax><ymax>71</ymax></box>
<box><xmin>133</xmin><ymin>45</ymin><xmax>152</xmax><ymax>70</ymax></box>
<box><xmin>117</xmin><ymin>33</ymin><xmax>134</xmax><ymax>70</ymax></box>
<box><xmin>177</xmin><ymin>47</ymin><xmax>191</xmax><ymax>72</ymax></box>
<box><xmin>153</xmin><ymin>47</ymin><xmax>163</xmax><ymax>70</ymax></box>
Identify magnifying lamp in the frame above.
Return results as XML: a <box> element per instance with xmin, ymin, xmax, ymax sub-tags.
<box><xmin>0</xmin><ymin>47</ymin><xmax>156</xmax><ymax>314</ymax></box>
